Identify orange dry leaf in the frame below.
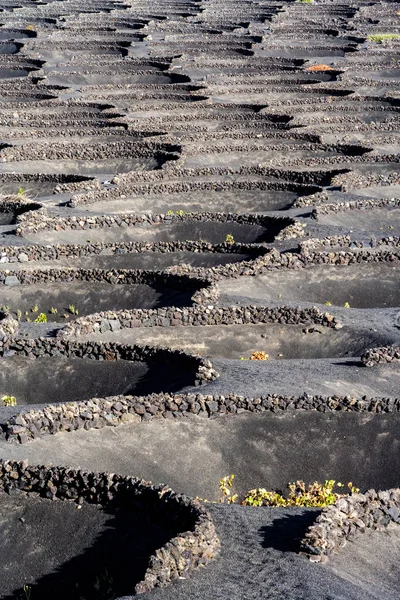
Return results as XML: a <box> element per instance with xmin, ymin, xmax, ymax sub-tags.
<box><xmin>249</xmin><ymin>351</ymin><xmax>269</xmax><ymax>360</ymax></box>
<box><xmin>306</xmin><ymin>64</ymin><xmax>335</xmax><ymax>71</ymax></box>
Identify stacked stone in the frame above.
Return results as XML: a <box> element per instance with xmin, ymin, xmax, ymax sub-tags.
<box><xmin>0</xmin><ymin>193</ymin><xmax>42</xmax><ymax>215</ymax></box>
<box><xmin>2</xmin><ymin>392</ymin><xmax>398</xmax><ymax>444</ymax></box>
<box><xmin>1</xmin><ymin>336</ymin><xmax>218</xmax><ymax>391</ymax></box>
<box><xmin>61</xmin><ymin>304</ymin><xmax>341</xmax><ymax>338</ymax></box>
<box><xmin>313</xmin><ymin>196</ymin><xmax>400</xmax><ymax>216</ymax></box>
<box><xmin>0</xmin><ymin>460</ymin><xmax>220</xmax><ymax>594</ymax></box>
<box><xmin>0</xmin><ymin>240</ymin><xmax>264</xmax><ymax>262</ymax></box>
<box><xmin>16</xmin><ymin>207</ymin><xmax>293</xmax><ymax>237</ymax></box>
<box><xmin>361</xmin><ymin>346</ymin><xmax>400</xmax><ymax>367</ymax></box>
<box><xmin>0</xmin><ymin>312</ymin><xmax>18</xmax><ymax>355</ymax></box>
<box><xmin>301</xmin><ymin>488</ymin><xmax>400</xmax><ymax>561</ymax></box>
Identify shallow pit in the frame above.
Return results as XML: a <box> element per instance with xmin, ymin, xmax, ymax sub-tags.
<box><xmin>0</xmin><ymin>354</ymin><xmax>194</xmax><ymax>406</ymax></box>
<box><xmin>24</xmin><ymin>218</ymin><xmax>291</xmax><ymax>246</ymax></box>
<box><xmin>83</xmin><ymin>187</ymin><xmax>304</xmax><ymax>214</ymax></box>
<box><xmin>0</xmin><ymin>488</ymin><xmax>180</xmax><ymax>599</ymax></box>
<box><xmin>218</xmin><ymin>263</ymin><xmax>400</xmax><ymax>309</ymax></box>
<box><xmin>82</xmin><ymin>322</ymin><xmax>391</xmax><ymax>361</ymax></box>
<box><xmin>0</xmin><ymin>280</ymin><xmax>196</xmax><ymax>322</ymax></box>
<box><xmin>317</xmin><ymin>207</ymin><xmax>400</xmax><ymax>236</ymax></box>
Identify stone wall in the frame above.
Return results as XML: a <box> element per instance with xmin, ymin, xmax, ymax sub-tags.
<box><xmin>0</xmin><ymin>266</ymin><xmax>220</xmax><ymax>305</ymax></box>
<box><xmin>0</xmin><ymin>312</ymin><xmax>18</xmax><ymax>354</ymax></box>
<box><xmin>361</xmin><ymin>345</ymin><xmax>400</xmax><ymax>367</ymax></box>
<box><xmin>60</xmin><ymin>304</ymin><xmax>341</xmax><ymax>338</ymax></box>
<box><xmin>1</xmin><ymin>337</ymin><xmax>218</xmax><ymax>400</ymax></box>
<box><xmin>301</xmin><ymin>488</ymin><xmax>400</xmax><ymax>561</ymax></box>
<box><xmin>2</xmin><ymin>391</ymin><xmax>398</xmax><ymax>444</ymax></box>
<box><xmin>312</xmin><ymin>196</ymin><xmax>400</xmax><ymax>216</ymax></box>
<box><xmin>0</xmin><ymin>459</ymin><xmax>220</xmax><ymax>594</ymax></box>
<box><xmin>15</xmin><ymin>208</ymin><xmax>294</xmax><ymax>237</ymax></box>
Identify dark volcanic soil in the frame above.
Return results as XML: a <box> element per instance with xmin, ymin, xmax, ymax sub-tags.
<box><xmin>0</xmin><ymin>0</ymin><xmax>398</xmax><ymax>597</ymax></box>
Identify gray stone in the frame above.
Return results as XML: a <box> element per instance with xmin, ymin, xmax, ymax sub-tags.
<box><xmin>4</xmin><ymin>276</ymin><xmax>20</xmax><ymax>287</ymax></box>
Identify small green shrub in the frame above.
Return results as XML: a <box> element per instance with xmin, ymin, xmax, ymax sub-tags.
<box><xmin>34</xmin><ymin>313</ymin><xmax>47</xmax><ymax>323</ymax></box>
<box><xmin>216</xmin><ymin>476</ymin><xmax>359</xmax><ymax>507</ymax></box>
<box><xmin>2</xmin><ymin>395</ymin><xmax>17</xmax><ymax>406</ymax></box>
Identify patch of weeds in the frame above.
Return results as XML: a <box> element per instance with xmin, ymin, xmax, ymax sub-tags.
<box><xmin>2</xmin><ymin>395</ymin><xmax>17</xmax><ymax>406</ymax></box>
<box><xmin>243</xmin><ymin>480</ymin><xmax>359</xmax><ymax>507</ymax></box>
<box><xmin>368</xmin><ymin>33</ymin><xmax>400</xmax><ymax>43</ymax></box>
<box><xmin>198</xmin><ymin>476</ymin><xmax>359</xmax><ymax>507</ymax></box>
<box><xmin>34</xmin><ymin>312</ymin><xmax>47</xmax><ymax>323</ymax></box>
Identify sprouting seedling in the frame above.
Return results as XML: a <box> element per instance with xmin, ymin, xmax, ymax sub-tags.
<box><xmin>49</xmin><ymin>307</ymin><xmax>58</xmax><ymax>314</ymax></box>
<box><xmin>176</xmin><ymin>210</ymin><xmax>185</xmax><ymax>216</ymax></box>
<box><xmin>325</xmin><ymin>301</ymin><xmax>332</xmax><ymax>306</ymax></box>
<box><xmin>17</xmin><ymin>187</ymin><xmax>25</xmax><ymax>196</ymax></box>
<box><xmin>68</xmin><ymin>304</ymin><xmax>78</xmax><ymax>315</ymax></box>
<box><xmin>23</xmin><ymin>585</ymin><xmax>32</xmax><ymax>600</ymax></box>
<box><xmin>344</xmin><ymin>302</ymin><xmax>350</xmax><ymax>308</ymax></box>
<box><xmin>34</xmin><ymin>313</ymin><xmax>47</xmax><ymax>323</ymax></box>
<box><xmin>167</xmin><ymin>210</ymin><xmax>174</xmax><ymax>215</ymax></box>
<box><xmin>225</xmin><ymin>233</ymin><xmax>235</xmax><ymax>244</ymax></box>
<box><xmin>2</xmin><ymin>395</ymin><xmax>16</xmax><ymax>406</ymax></box>
<box><xmin>31</xmin><ymin>305</ymin><xmax>39</xmax><ymax>313</ymax></box>
<box><xmin>16</xmin><ymin>309</ymin><xmax>22</xmax><ymax>321</ymax></box>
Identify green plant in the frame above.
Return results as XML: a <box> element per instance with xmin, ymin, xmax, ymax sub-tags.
<box><xmin>0</xmin><ymin>305</ymin><xmax>10</xmax><ymax>312</ymax></box>
<box><xmin>2</xmin><ymin>395</ymin><xmax>16</xmax><ymax>406</ymax></box>
<box><xmin>225</xmin><ymin>233</ymin><xmax>235</xmax><ymax>244</ymax></box>
<box><xmin>296</xmin><ymin>0</ymin><xmax>314</xmax><ymax>3</ymax></box>
<box><xmin>34</xmin><ymin>313</ymin><xmax>47</xmax><ymax>323</ymax></box>
<box><xmin>368</xmin><ymin>33</ymin><xmax>400</xmax><ymax>43</ymax></box>
<box><xmin>31</xmin><ymin>305</ymin><xmax>38</xmax><ymax>313</ymax></box>
<box><xmin>176</xmin><ymin>209</ymin><xmax>185</xmax><ymax>216</ymax></box>
<box><xmin>16</xmin><ymin>309</ymin><xmax>22</xmax><ymax>321</ymax></box>
<box><xmin>49</xmin><ymin>307</ymin><xmax>58</xmax><ymax>314</ymax></box>
<box><xmin>167</xmin><ymin>210</ymin><xmax>174</xmax><ymax>215</ymax></box>
<box><xmin>17</xmin><ymin>187</ymin><xmax>25</xmax><ymax>196</ymax></box>
<box><xmin>344</xmin><ymin>301</ymin><xmax>350</xmax><ymax>308</ymax></box>
<box><xmin>68</xmin><ymin>304</ymin><xmax>78</xmax><ymax>315</ymax></box>
<box><xmin>242</xmin><ymin>480</ymin><xmax>359</xmax><ymax>507</ymax></box>
<box><xmin>219</xmin><ymin>475</ymin><xmax>238</xmax><ymax>504</ymax></box>
<box><xmin>22</xmin><ymin>585</ymin><xmax>31</xmax><ymax>600</ymax></box>
<box><xmin>325</xmin><ymin>301</ymin><xmax>332</xmax><ymax>306</ymax></box>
